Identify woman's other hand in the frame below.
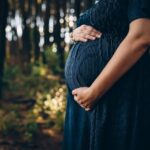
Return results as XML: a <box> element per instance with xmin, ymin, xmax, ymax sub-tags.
<box><xmin>72</xmin><ymin>87</ymin><xmax>99</xmax><ymax>111</ymax></box>
<box><xmin>71</xmin><ymin>25</ymin><xmax>102</xmax><ymax>42</ymax></box>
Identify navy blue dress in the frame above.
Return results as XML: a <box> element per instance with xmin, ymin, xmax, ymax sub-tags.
<box><xmin>63</xmin><ymin>0</ymin><xmax>150</xmax><ymax>150</ymax></box>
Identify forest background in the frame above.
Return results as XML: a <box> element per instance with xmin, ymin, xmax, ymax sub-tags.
<box><xmin>0</xmin><ymin>0</ymin><xmax>94</xmax><ymax>149</ymax></box>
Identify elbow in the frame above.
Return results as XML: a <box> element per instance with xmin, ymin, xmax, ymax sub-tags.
<box><xmin>128</xmin><ymin>31</ymin><xmax>150</xmax><ymax>51</ymax></box>
<box><xmin>138</xmin><ymin>30</ymin><xmax>150</xmax><ymax>47</ymax></box>
<box><xmin>138</xmin><ymin>35</ymin><xmax>150</xmax><ymax>49</ymax></box>
<box><xmin>127</xmin><ymin>19</ymin><xmax>150</xmax><ymax>50</ymax></box>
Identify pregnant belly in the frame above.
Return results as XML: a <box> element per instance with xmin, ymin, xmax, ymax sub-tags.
<box><xmin>65</xmin><ymin>33</ymin><xmax>122</xmax><ymax>90</ymax></box>
<box><xmin>65</xmin><ymin>38</ymin><xmax>106</xmax><ymax>90</ymax></box>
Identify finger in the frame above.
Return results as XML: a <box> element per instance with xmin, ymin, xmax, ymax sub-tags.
<box><xmin>80</xmin><ymin>33</ymin><xmax>96</xmax><ymax>40</ymax></box>
<box><xmin>85</xmin><ymin>26</ymin><xmax>94</xmax><ymax>31</ymax></box>
<box><xmin>82</xmin><ymin>103</ymin><xmax>91</xmax><ymax>111</ymax></box>
<box><xmin>85</xmin><ymin>104</ymin><xmax>93</xmax><ymax>111</ymax></box>
<box><xmin>77</xmin><ymin>29</ymin><xmax>101</xmax><ymax>40</ymax></box>
<box><xmin>96</xmin><ymin>34</ymin><xmax>102</xmax><ymax>38</ymax></box>
<box><xmin>84</xmin><ymin>35</ymin><xmax>96</xmax><ymax>40</ymax></box>
<box><xmin>79</xmin><ymin>99</ymin><xmax>87</xmax><ymax>106</ymax></box>
<box><xmin>96</xmin><ymin>32</ymin><xmax>102</xmax><ymax>38</ymax></box>
<box><xmin>73</xmin><ymin>37</ymin><xmax>85</xmax><ymax>42</ymax></box>
<box><xmin>82</xmin><ymin>29</ymin><xmax>102</xmax><ymax>38</ymax></box>
<box><xmin>77</xmin><ymin>100</ymin><xmax>86</xmax><ymax>109</ymax></box>
<box><xmin>78</xmin><ymin>100</ymin><xmax>92</xmax><ymax>111</ymax></box>
<box><xmin>84</xmin><ymin>103</ymin><xmax>93</xmax><ymax>111</ymax></box>
<box><xmin>74</xmin><ymin>95</ymin><xmax>79</xmax><ymax>102</ymax></box>
<box><xmin>76</xmin><ymin>31</ymin><xmax>102</xmax><ymax>42</ymax></box>
<box><xmin>72</xmin><ymin>89</ymin><xmax>78</xmax><ymax>95</ymax></box>
<box><xmin>85</xmin><ymin>26</ymin><xmax>98</xmax><ymax>33</ymax></box>
<box><xmin>85</xmin><ymin>107</ymin><xmax>91</xmax><ymax>111</ymax></box>
<box><xmin>80</xmin><ymin>25</ymin><xmax>102</xmax><ymax>35</ymax></box>
<box><xmin>80</xmin><ymin>103</ymin><xmax>87</xmax><ymax>109</ymax></box>
<box><xmin>77</xmin><ymin>37</ymin><xmax>88</xmax><ymax>42</ymax></box>
<box><xmin>80</xmin><ymin>102</ymin><xmax>89</xmax><ymax>110</ymax></box>
<box><xmin>81</xmin><ymin>25</ymin><xmax>98</xmax><ymax>34</ymax></box>
<box><xmin>90</xmin><ymin>28</ymin><xmax>102</xmax><ymax>34</ymax></box>
<box><xmin>91</xmin><ymin>28</ymin><xmax>102</xmax><ymax>34</ymax></box>
<box><xmin>90</xmin><ymin>31</ymin><xmax>102</xmax><ymax>38</ymax></box>
<box><xmin>87</xmin><ymin>32</ymin><xmax>101</xmax><ymax>39</ymax></box>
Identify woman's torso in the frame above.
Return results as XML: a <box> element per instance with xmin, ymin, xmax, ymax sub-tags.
<box><xmin>65</xmin><ymin>0</ymin><xmax>129</xmax><ymax>90</ymax></box>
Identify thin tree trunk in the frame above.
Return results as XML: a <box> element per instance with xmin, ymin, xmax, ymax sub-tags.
<box><xmin>34</xmin><ymin>0</ymin><xmax>40</xmax><ymax>63</ymax></box>
<box><xmin>21</xmin><ymin>0</ymin><xmax>32</xmax><ymax>73</ymax></box>
<box><xmin>44</xmin><ymin>0</ymin><xmax>51</xmax><ymax>46</ymax></box>
<box><xmin>0</xmin><ymin>0</ymin><xmax>8</xmax><ymax>97</ymax></box>
<box><xmin>54</xmin><ymin>0</ymin><xmax>65</xmax><ymax>74</ymax></box>
<box><xmin>75</xmin><ymin>0</ymin><xmax>81</xmax><ymax>19</ymax></box>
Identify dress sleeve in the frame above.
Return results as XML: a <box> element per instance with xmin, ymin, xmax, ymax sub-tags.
<box><xmin>76</xmin><ymin>0</ymin><xmax>120</xmax><ymax>32</ymax></box>
<box><xmin>128</xmin><ymin>0</ymin><xmax>150</xmax><ymax>23</ymax></box>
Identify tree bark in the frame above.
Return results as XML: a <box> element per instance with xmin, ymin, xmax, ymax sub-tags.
<box><xmin>44</xmin><ymin>0</ymin><xmax>51</xmax><ymax>46</ymax></box>
<box><xmin>75</xmin><ymin>0</ymin><xmax>81</xmax><ymax>19</ymax></box>
<box><xmin>34</xmin><ymin>0</ymin><xmax>40</xmax><ymax>63</ymax></box>
<box><xmin>54</xmin><ymin>0</ymin><xmax>65</xmax><ymax>73</ymax></box>
<box><xmin>0</xmin><ymin>0</ymin><xmax>8</xmax><ymax>97</ymax></box>
<box><xmin>20</xmin><ymin>0</ymin><xmax>32</xmax><ymax>73</ymax></box>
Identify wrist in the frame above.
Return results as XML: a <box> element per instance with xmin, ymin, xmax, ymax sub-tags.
<box><xmin>88</xmin><ymin>86</ymin><xmax>98</xmax><ymax>100</ymax></box>
<box><xmin>90</xmin><ymin>84</ymin><xmax>103</xmax><ymax>100</ymax></box>
<box><xmin>70</xmin><ymin>31</ymin><xmax>76</xmax><ymax>43</ymax></box>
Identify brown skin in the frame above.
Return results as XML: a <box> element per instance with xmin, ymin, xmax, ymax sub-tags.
<box><xmin>72</xmin><ymin>19</ymin><xmax>150</xmax><ymax>111</ymax></box>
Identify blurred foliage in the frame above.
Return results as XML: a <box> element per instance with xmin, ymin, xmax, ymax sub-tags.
<box><xmin>1</xmin><ymin>60</ymin><xmax>67</xmax><ymax>144</ymax></box>
<box><xmin>0</xmin><ymin>104</ymin><xmax>38</xmax><ymax>142</ymax></box>
<box><xmin>44</xmin><ymin>44</ymin><xmax>64</xmax><ymax>75</ymax></box>
<box><xmin>33</xmin><ymin>85</ymin><xmax>66</xmax><ymax>131</ymax></box>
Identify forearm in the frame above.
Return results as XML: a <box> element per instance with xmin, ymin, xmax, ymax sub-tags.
<box><xmin>90</xmin><ymin>32</ymin><xmax>149</xmax><ymax>99</ymax></box>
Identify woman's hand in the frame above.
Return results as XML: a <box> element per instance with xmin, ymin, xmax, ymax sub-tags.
<box><xmin>71</xmin><ymin>25</ymin><xmax>102</xmax><ymax>42</ymax></box>
<box><xmin>72</xmin><ymin>87</ymin><xmax>99</xmax><ymax>111</ymax></box>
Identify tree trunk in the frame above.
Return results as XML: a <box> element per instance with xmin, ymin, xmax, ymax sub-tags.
<box><xmin>0</xmin><ymin>0</ymin><xmax>8</xmax><ymax>97</ymax></box>
<box><xmin>54</xmin><ymin>0</ymin><xmax>65</xmax><ymax>74</ymax></box>
<box><xmin>20</xmin><ymin>0</ymin><xmax>32</xmax><ymax>73</ymax></box>
<box><xmin>75</xmin><ymin>0</ymin><xmax>81</xmax><ymax>19</ymax></box>
<box><xmin>34</xmin><ymin>0</ymin><xmax>40</xmax><ymax>63</ymax></box>
<box><xmin>44</xmin><ymin>0</ymin><xmax>51</xmax><ymax>46</ymax></box>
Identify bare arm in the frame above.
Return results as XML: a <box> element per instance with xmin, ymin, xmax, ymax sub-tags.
<box><xmin>72</xmin><ymin>19</ymin><xmax>150</xmax><ymax>110</ymax></box>
<box><xmin>90</xmin><ymin>19</ymin><xmax>150</xmax><ymax>99</ymax></box>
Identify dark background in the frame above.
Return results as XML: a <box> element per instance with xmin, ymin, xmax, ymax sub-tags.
<box><xmin>0</xmin><ymin>0</ymin><xmax>94</xmax><ymax>149</ymax></box>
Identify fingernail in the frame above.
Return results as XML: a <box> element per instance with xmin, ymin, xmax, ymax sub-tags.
<box><xmin>97</xmin><ymin>35</ymin><xmax>101</xmax><ymax>38</ymax></box>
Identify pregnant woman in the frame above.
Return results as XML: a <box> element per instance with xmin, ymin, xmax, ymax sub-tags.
<box><xmin>63</xmin><ymin>0</ymin><xmax>150</xmax><ymax>150</ymax></box>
